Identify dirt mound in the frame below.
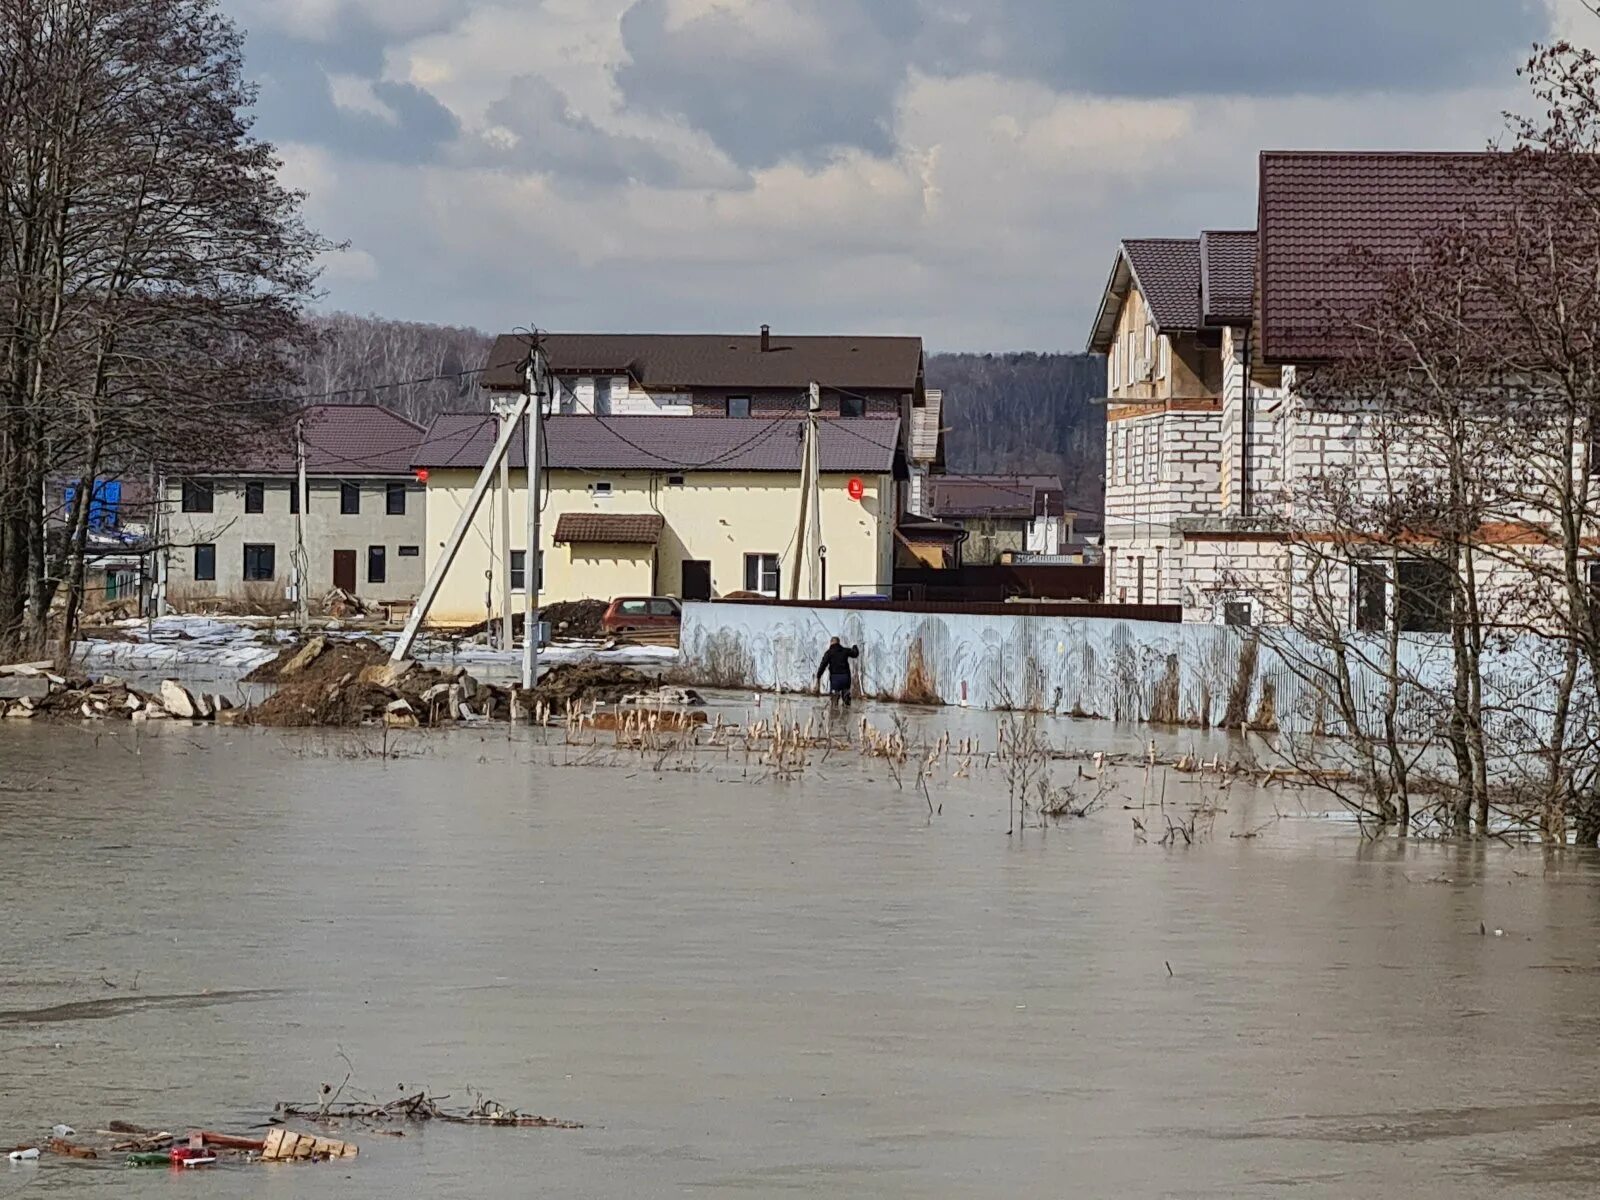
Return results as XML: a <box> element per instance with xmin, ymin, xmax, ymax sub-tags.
<box><xmin>461</xmin><ymin>600</ymin><xmax>607</xmax><ymax>642</ymax></box>
<box><xmin>532</xmin><ymin>661</ymin><xmax>649</xmax><ymax>709</ymax></box>
<box><xmin>243</xmin><ymin>636</ymin><xmax>389</xmax><ymax>684</ymax></box>
<box><xmin>541</xmin><ymin>600</ymin><xmax>607</xmax><ymax>640</ymax></box>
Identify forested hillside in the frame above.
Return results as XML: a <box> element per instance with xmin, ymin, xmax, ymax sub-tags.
<box><xmin>927</xmin><ymin>352</ymin><xmax>1104</xmax><ymax>513</ymax></box>
<box><xmin>301</xmin><ymin>317</ymin><xmax>1106</xmax><ymax>514</ymax></box>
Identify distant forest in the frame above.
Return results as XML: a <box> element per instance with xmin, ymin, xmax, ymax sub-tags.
<box><xmin>301</xmin><ymin>315</ymin><xmax>1106</xmax><ymax>514</ymax></box>
<box><xmin>926</xmin><ymin>352</ymin><xmax>1104</xmax><ymax>513</ymax></box>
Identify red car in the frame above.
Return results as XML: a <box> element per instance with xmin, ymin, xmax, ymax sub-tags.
<box><xmin>601</xmin><ymin>596</ymin><xmax>683</xmax><ymax>635</ymax></box>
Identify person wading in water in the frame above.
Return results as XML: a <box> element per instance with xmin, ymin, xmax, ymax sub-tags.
<box><xmin>815</xmin><ymin>636</ymin><xmax>860</xmax><ymax>707</ymax></box>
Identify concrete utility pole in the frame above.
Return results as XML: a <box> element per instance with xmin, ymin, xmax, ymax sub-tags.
<box><xmin>496</xmin><ymin>399</ymin><xmax>514</xmax><ymax>651</ymax></box>
<box><xmin>787</xmin><ymin>382</ymin><xmax>823</xmax><ymax>600</ymax></box>
<box><xmin>521</xmin><ymin>347</ymin><xmax>547</xmax><ymax>691</ymax></box>
<box><xmin>392</xmin><ymin>385</ymin><xmax>533</xmax><ymax>664</ymax></box>
<box><xmin>294</xmin><ymin>418</ymin><xmax>309</xmax><ymax>629</ymax></box>
<box><xmin>806</xmin><ymin>381</ymin><xmax>822</xmax><ymax>599</ymax></box>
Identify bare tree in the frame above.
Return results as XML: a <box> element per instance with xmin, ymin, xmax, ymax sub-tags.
<box><xmin>0</xmin><ymin>0</ymin><xmax>326</xmax><ymax>656</ymax></box>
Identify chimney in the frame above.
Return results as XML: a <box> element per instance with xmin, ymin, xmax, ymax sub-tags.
<box><xmin>760</xmin><ymin>323</ymin><xmax>771</xmax><ymax>352</ymax></box>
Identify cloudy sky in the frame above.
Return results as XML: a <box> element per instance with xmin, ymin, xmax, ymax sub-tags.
<box><xmin>226</xmin><ymin>0</ymin><xmax>1586</xmax><ymax>351</ymax></box>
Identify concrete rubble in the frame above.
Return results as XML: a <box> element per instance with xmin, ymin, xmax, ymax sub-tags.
<box><xmin>0</xmin><ymin>666</ymin><xmax>234</xmax><ymax>724</ymax></box>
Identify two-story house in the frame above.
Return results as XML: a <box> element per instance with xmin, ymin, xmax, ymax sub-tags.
<box><xmin>413</xmin><ymin>329</ymin><xmax>926</xmax><ymax>624</ymax></box>
<box><xmin>1088</xmin><ymin>231</ymin><xmax>1278</xmax><ymax>614</ymax></box>
<box><xmin>1090</xmin><ymin>151</ymin><xmax>1570</xmax><ymax>630</ymax></box>
<box><xmin>161</xmin><ymin>404</ymin><xmax>427</xmax><ymax>610</ymax></box>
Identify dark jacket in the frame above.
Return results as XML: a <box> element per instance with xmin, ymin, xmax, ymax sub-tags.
<box><xmin>815</xmin><ymin>643</ymin><xmax>860</xmax><ymax>681</ymax></box>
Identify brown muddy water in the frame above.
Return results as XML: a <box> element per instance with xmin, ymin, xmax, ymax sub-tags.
<box><xmin>4</xmin><ymin>700</ymin><xmax>1600</xmax><ymax>1198</ymax></box>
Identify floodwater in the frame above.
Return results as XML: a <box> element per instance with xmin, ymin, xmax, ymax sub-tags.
<box><xmin>4</xmin><ymin>700</ymin><xmax>1600</xmax><ymax>1198</ymax></box>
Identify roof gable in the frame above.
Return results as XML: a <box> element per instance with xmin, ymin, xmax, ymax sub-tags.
<box><xmin>1088</xmin><ymin>238</ymin><xmax>1202</xmax><ymax>351</ymax></box>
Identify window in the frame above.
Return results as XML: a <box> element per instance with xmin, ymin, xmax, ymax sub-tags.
<box><xmin>744</xmin><ymin>552</ymin><xmax>780</xmax><ymax>596</ymax></box>
<box><xmin>667</xmin><ymin>474</ymin><xmax>686</xmax><ymax>487</ymax></box>
<box><xmin>1397</xmin><ymin>559</ymin><xmax>1452</xmax><ymax>633</ymax></box>
<box><xmin>592</xmin><ymin>481</ymin><xmax>612</xmax><ymax>497</ymax></box>
<box><xmin>1109</xmin><ymin>350</ymin><xmax>1119</xmax><ymax>392</ymax></box>
<box><xmin>243</xmin><ymin>543</ymin><xmax>275</xmax><ymax>581</ymax></box>
<box><xmin>726</xmin><ymin>395</ymin><xmax>751</xmax><ymax>418</ymax></box>
<box><xmin>1158</xmin><ymin>335</ymin><xmax>1171</xmax><ymax>380</ymax></box>
<box><xmin>1144</xmin><ymin>324</ymin><xmax>1155</xmax><ymax>362</ymax></box>
<box><xmin>618</xmin><ymin>598</ymin><xmax>650</xmax><ymax>616</ymax></box>
<box><xmin>840</xmin><ymin>394</ymin><xmax>865</xmax><ymax>418</ymax></box>
<box><xmin>193</xmin><ymin>543</ymin><xmax>216</xmax><ymax>582</ymax></box>
<box><xmin>649</xmin><ymin>599</ymin><xmax>680</xmax><ymax>617</ymax></box>
<box><xmin>289</xmin><ymin>482</ymin><xmax>300</xmax><ymax>515</ymax></box>
<box><xmin>1353</xmin><ymin>562</ymin><xmax>1389</xmax><ymax>632</ymax></box>
<box><xmin>386</xmin><ymin>482</ymin><xmax>406</xmax><ymax>516</ymax></box>
<box><xmin>244</xmin><ymin>481</ymin><xmax>264</xmax><ymax>513</ymax></box>
<box><xmin>340</xmin><ymin>482</ymin><xmax>360</xmax><ymax>514</ymax></box>
<box><xmin>367</xmin><ymin>545</ymin><xmax>386</xmax><ymax>584</ymax></box>
<box><xmin>510</xmin><ymin>550</ymin><xmax>543</xmax><ymax>592</ymax></box>
<box><xmin>398</xmin><ymin>545</ymin><xmax>420</xmax><ymax>558</ymax></box>
<box><xmin>181</xmin><ymin>479</ymin><xmax>213</xmax><ymax>513</ymax></box>
<box><xmin>1223</xmin><ymin>601</ymin><xmax>1254</xmax><ymax>628</ymax></box>
<box><xmin>594</xmin><ymin>377</ymin><xmax>612</xmax><ymax>415</ymax></box>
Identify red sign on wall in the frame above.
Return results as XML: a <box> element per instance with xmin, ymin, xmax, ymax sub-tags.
<box><xmin>846</xmin><ymin>477</ymin><xmax>864</xmax><ymax>502</ymax></box>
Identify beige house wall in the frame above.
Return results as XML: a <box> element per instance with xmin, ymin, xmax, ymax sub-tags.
<box><xmin>421</xmin><ymin>468</ymin><xmax>894</xmax><ymax>626</ymax></box>
<box><xmin>162</xmin><ymin>476</ymin><xmax>426</xmax><ymax>605</ymax></box>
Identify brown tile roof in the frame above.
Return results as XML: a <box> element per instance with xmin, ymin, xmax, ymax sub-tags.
<box><xmin>1257</xmin><ymin>151</ymin><xmax>1502</xmax><ymax>363</ymax></box>
<box><xmin>480</xmin><ymin>332</ymin><xmax>923</xmax><ymax>392</ymax></box>
<box><xmin>1200</xmin><ymin>230</ymin><xmax>1256</xmax><ymax>325</ymax></box>
<box><xmin>929</xmin><ymin>475</ymin><xmax>1064</xmax><ymax>520</ymax></box>
<box><xmin>188</xmin><ymin>404</ymin><xmax>426</xmax><ymax>477</ymax></box>
<box><xmin>552</xmin><ymin>512</ymin><xmax>665</xmax><ymax>544</ymax></box>
<box><xmin>414</xmin><ymin>414</ymin><xmax>901</xmax><ymax>474</ymax></box>
<box><xmin>1123</xmin><ymin>239</ymin><xmax>1202</xmax><ymax>331</ymax></box>
<box><xmin>1088</xmin><ymin>239</ymin><xmax>1204</xmax><ymax>352</ymax></box>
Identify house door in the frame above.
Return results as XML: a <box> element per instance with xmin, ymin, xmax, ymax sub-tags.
<box><xmin>681</xmin><ymin>559</ymin><xmax>712</xmax><ymax>602</ymax></box>
<box><xmin>333</xmin><ymin>549</ymin><xmax>357</xmax><ymax>593</ymax></box>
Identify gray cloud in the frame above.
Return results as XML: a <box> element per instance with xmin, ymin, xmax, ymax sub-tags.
<box><xmin>480</xmin><ymin>75</ymin><xmax>734</xmax><ymax>188</ymax></box>
<box><xmin>617</xmin><ymin>0</ymin><xmax>923</xmax><ymax>168</ymax></box>
<box><xmin>244</xmin><ymin>26</ymin><xmax>458</xmax><ymax>164</ymax></box>
<box><xmin>618</xmin><ymin>0</ymin><xmax>1550</xmax><ymax>167</ymax></box>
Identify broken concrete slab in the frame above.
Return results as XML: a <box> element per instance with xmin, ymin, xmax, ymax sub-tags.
<box><xmin>0</xmin><ymin>661</ymin><xmax>50</xmax><ymax>676</ymax></box>
<box><xmin>278</xmin><ymin>636</ymin><xmax>327</xmax><ymax>679</ymax></box>
<box><xmin>158</xmin><ymin>681</ymin><xmax>198</xmax><ymax>719</ymax></box>
<box><xmin>0</xmin><ymin>677</ymin><xmax>50</xmax><ymax>701</ymax></box>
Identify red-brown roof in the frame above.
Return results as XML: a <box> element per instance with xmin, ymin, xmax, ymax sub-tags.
<box><xmin>188</xmin><ymin>404</ymin><xmax>426</xmax><ymax>477</ymax></box>
<box><xmin>414</xmin><ymin>414</ymin><xmax>901</xmax><ymax>474</ymax></box>
<box><xmin>1200</xmin><ymin>230</ymin><xmax>1256</xmax><ymax>326</ymax></box>
<box><xmin>552</xmin><ymin>512</ymin><xmax>665</xmax><ymax>544</ymax></box>
<box><xmin>929</xmin><ymin>475</ymin><xmax>1064</xmax><ymax>520</ymax></box>
<box><xmin>480</xmin><ymin>332</ymin><xmax>923</xmax><ymax>392</ymax></box>
<box><xmin>1256</xmin><ymin>151</ymin><xmax>1502</xmax><ymax>363</ymax></box>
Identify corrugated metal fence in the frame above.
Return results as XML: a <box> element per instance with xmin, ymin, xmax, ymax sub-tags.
<box><xmin>681</xmin><ymin>601</ymin><xmax>1561</xmax><ymax>735</ymax></box>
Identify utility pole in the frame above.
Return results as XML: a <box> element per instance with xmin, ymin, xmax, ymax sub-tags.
<box><xmin>294</xmin><ymin>418</ymin><xmax>309</xmax><ymax>629</ymax></box>
<box><xmin>496</xmin><ymin>399</ymin><xmax>513</xmax><ymax>651</ymax></box>
<box><xmin>521</xmin><ymin>345</ymin><xmax>546</xmax><ymax>691</ymax></box>
<box><xmin>806</xmin><ymin>381</ymin><xmax>822</xmax><ymax>600</ymax></box>
<box><xmin>393</xmin><ymin>386</ymin><xmax>532</xmax><ymax>664</ymax></box>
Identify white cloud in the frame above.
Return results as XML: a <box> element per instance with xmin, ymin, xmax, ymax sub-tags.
<box><xmin>326</xmin><ymin>72</ymin><xmax>398</xmax><ymax>122</ymax></box>
<box><xmin>230</xmin><ymin>0</ymin><xmax>1572</xmax><ymax>348</ymax></box>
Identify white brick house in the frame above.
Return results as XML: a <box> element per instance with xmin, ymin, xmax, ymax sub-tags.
<box><xmin>1086</xmin><ymin>152</ymin><xmax>1529</xmax><ymax>630</ymax></box>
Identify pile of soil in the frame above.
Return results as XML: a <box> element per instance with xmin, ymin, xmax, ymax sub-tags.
<box><xmin>541</xmin><ymin>600</ymin><xmax>607</xmax><ymax>640</ymax></box>
<box><xmin>243</xmin><ymin>636</ymin><xmax>389</xmax><ymax>684</ymax></box>
<box><xmin>531</xmin><ymin>661</ymin><xmax>650</xmax><ymax>709</ymax></box>
<box><xmin>460</xmin><ymin>599</ymin><xmax>608</xmax><ymax>642</ymax></box>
